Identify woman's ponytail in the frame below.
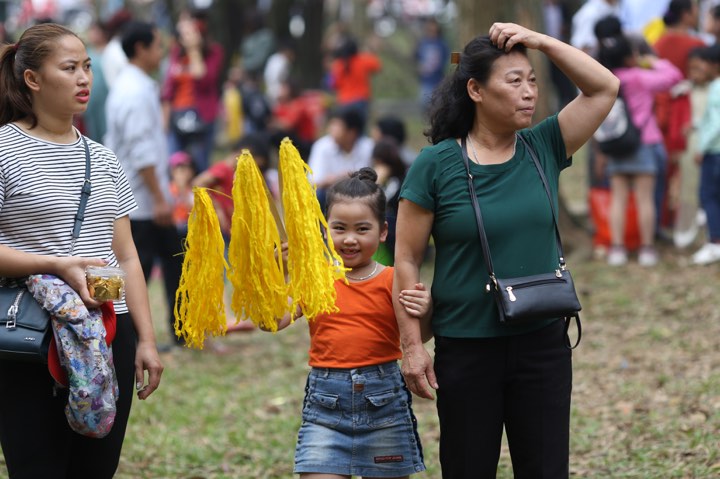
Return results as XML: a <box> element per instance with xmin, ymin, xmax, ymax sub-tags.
<box><xmin>0</xmin><ymin>43</ymin><xmax>32</xmax><ymax>127</ymax></box>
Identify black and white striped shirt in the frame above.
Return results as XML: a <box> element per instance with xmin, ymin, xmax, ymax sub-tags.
<box><xmin>0</xmin><ymin>124</ymin><xmax>137</xmax><ymax>313</ymax></box>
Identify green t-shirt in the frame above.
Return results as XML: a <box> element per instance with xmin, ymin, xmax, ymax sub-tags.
<box><xmin>400</xmin><ymin>115</ymin><xmax>571</xmax><ymax>338</ymax></box>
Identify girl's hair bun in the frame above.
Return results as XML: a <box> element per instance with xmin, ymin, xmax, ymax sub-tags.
<box><xmin>352</xmin><ymin>167</ymin><xmax>378</xmax><ymax>183</ymax></box>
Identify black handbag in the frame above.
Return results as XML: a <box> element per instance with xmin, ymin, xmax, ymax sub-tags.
<box><xmin>0</xmin><ymin>136</ymin><xmax>92</xmax><ymax>362</ymax></box>
<box><xmin>170</xmin><ymin>108</ymin><xmax>208</xmax><ymax>137</ymax></box>
<box><xmin>462</xmin><ymin>134</ymin><xmax>582</xmax><ymax>349</ymax></box>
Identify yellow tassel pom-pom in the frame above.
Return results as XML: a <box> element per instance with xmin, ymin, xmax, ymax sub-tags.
<box><xmin>279</xmin><ymin>138</ymin><xmax>346</xmax><ymax>320</ymax></box>
<box><xmin>174</xmin><ymin>187</ymin><xmax>229</xmax><ymax>349</ymax></box>
<box><xmin>227</xmin><ymin>150</ymin><xmax>289</xmax><ymax>332</ymax></box>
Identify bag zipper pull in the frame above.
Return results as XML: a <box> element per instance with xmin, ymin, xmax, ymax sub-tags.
<box><xmin>6</xmin><ymin>289</ymin><xmax>24</xmax><ymax>329</ymax></box>
<box><xmin>506</xmin><ymin>286</ymin><xmax>517</xmax><ymax>302</ymax></box>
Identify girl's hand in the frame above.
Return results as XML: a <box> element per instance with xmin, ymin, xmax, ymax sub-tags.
<box><xmin>53</xmin><ymin>256</ymin><xmax>108</xmax><ymax>308</ymax></box>
<box><xmin>399</xmin><ymin>282</ymin><xmax>432</xmax><ymax>318</ymax></box>
<box><xmin>134</xmin><ymin>340</ymin><xmax>164</xmax><ymax>400</ymax></box>
<box><xmin>489</xmin><ymin>22</ymin><xmax>545</xmax><ymax>52</ymax></box>
<box><xmin>275</xmin><ymin>242</ymin><xmax>289</xmax><ymax>274</ymax></box>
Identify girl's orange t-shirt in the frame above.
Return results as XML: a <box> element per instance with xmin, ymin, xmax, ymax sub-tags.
<box><xmin>307</xmin><ymin>266</ymin><xmax>401</xmax><ymax>368</ymax></box>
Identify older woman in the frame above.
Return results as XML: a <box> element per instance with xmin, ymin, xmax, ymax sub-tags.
<box><xmin>393</xmin><ymin>23</ymin><xmax>618</xmax><ymax>478</ymax></box>
<box><xmin>0</xmin><ymin>23</ymin><xmax>163</xmax><ymax>478</ymax></box>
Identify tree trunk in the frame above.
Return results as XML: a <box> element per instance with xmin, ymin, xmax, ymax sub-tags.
<box><xmin>289</xmin><ymin>0</ymin><xmax>325</xmax><ymax>89</ymax></box>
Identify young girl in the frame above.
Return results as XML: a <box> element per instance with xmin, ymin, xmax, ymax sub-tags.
<box><xmin>597</xmin><ymin>33</ymin><xmax>682</xmax><ymax>266</ymax></box>
<box><xmin>169</xmin><ymin>150</ymin><xmax>196</xmax><ymax>238</ymax></box>
<box><xmin>674</xmin><ymin>46</ymin><xmax>716</xmax><ymax>249</ymax></box>
<box><xmin>272</xmin><ymin>167</ymin><xmax>430</xmax><ymax>478</ymax></box>
<box><xmin>371</xmin><ymin>138</ymin><xmax>407</xmax><ymax>266</ymax></box>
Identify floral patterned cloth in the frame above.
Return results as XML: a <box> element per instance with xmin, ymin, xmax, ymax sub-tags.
<box><xmin>26</xmin><ymin>274</ymin><xmax>119</xmax><ymax>438</ymax></box>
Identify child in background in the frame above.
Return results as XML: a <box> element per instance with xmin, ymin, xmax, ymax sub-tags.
<box><xmin>597</xmin><ymin>33</ymin><xmax>683</xmax><ymax>267</ymax></box>
<box><xmin>674</xmin><ymin>46</ymin><xmax>715</xmax><ymax>249</ymax></box>
<box><xmin>168</xmin><ymin>151</ymin><xmax>196</xmax><ymax>238</ymax></box>
<box><xmin>692</xmin><ymin>45</ymin><xmax>720</xmax><ymax>265</ymax></box>
<box><xmin>371</xmin><ymin>138</ymin><xmax>407</xmax><ymax>266</ymax></box>
<box><xmin>271</xmin><ymin>167</ymin><xmax>429</xmax><ymax>478</ymax></box>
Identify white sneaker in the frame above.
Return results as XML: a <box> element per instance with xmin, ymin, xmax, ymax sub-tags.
<box><xmin>607</xmin><ymin>246</ymin><xmax>628</xmax><ymax>266</ymax></box>
<box><xmin>638</xmin><ymin>247</ymin><xmax>658</xmax><ymax>267</ymax></box>
<box><xmin>692</xmin><ymin>243</ymin><xmax>720</xmax><ymax>265</ymax></box>
<box><xmin>674</xmin><ymin>226</ymin><xmax>698</xmax><ymax>249</ymax></box>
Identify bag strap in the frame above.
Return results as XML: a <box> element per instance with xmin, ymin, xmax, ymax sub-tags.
<box><xmin>618</xmin><ymin>86</ymin><xmax>652</xmax><ymax>132</ymax></box>
<box><xmin>69</xmin><ymin>136</ymin><xmax>92</xmax><ymax>255</ymax></box>
<box><xmin>462</xmin><ymin>135</ymin><xmax>582</xmax><ymax>349</ymax></box>
<box><xmin>461</xmin><ymin>134</ymin><xmax>567</xmax><ymax>287</ymax></box>
<box><xmin>516</xmin><ymin>134</ymin><xmax>567</xmax><ymax>269</ymax></box>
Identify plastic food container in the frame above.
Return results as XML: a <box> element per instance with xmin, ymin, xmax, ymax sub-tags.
<box><xmin>86</xmin><ymin>266</ymin><xmax>126</xmax><ymax>301</ymax></box>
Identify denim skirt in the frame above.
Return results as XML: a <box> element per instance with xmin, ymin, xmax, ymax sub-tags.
<box><xmin>294</xmin><ymin>361</ymin><xmax>425</xmax><ymax>477</ymax></box>
<box><xmin>607</xmin><ymin>142</ymin><xmax>665</xmax><ymax>176</ymax></box>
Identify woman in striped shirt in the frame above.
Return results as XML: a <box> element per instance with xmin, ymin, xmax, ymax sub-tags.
<box><xmin>0</xmin><ymin>23</ymin><xmax>163</xmax><ymax>478</ymax></box>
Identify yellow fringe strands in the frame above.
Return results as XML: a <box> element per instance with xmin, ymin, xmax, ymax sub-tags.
<box><xmin>227</xmin><ymin>150</ymin><xmax>289</xmax><ymax>332</ymax></box>
<box><xmin>174</xmin><ymin>187</ymin><xmax>229</xmax><ymax>349</ymax></box>
<box><xmin>279</xmin><ymin>138</ymin><xmax>346</xmax><ymax>320</ymax></box>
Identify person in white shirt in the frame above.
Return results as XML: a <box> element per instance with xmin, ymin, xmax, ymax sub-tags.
<box><xmin>263</xmin><ymin>39</ymin><xmax>295</xmax><ymax>106</ymax></box>
<box><xmin>571</xmin><ymin>0</ymin><xmax>622</xmax><ymax>54</ymax></box>
<box><xmin>619</xmin><ymin>0</ymin><xmax>672</xmax><ymax>34</ymax></box>
<box><xmin>308</xmin><ymin>107</ymin><xmax>374</xmax><ymax>208</ymax></box>
<box><xmin>105</xmin><ymin>21</ymin><xmax>184</xmax><ymax>347</ymax></box>
<box><xmin>100</xmin><ymin>8</ymin><xmax>131</xmax><ymax>89</ymax></box>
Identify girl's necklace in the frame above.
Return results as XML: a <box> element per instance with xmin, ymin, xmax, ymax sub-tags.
<box><xmin>346</xmin><ymin>261</ymin><xmax>379</xmax><ymax>281</ymax></box>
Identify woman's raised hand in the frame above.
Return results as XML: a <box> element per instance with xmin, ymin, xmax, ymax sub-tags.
<box><xmin>489</xmin><ymin>23</ymin><xmax>545</xmax><ymax>52</ymax></box>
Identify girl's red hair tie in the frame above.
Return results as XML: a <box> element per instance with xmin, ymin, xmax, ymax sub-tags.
<box><xmin>450</xmin><ymin>52</ymin><xmax>461</xmax><ymax>64</ymax></box>
<box><xmin>11</xmin><ymin>43</ymin><xmax>18</xmax><ymax>53</ymax></box>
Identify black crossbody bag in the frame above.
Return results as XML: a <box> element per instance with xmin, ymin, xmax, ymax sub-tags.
<box><xmin>0</xmin><ymin>136</ymin><xmax>92</xmax><ymax>362</ymax></box>
<box><xmin>461</xmin><ymin>134</ymin><xmax>582</xmax><ymax>349</ymax></box>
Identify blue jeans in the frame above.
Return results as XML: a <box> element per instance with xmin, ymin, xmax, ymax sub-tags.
<box><xmin>294</xmin><ymin>361</ymin><xmax>425</xmax><ymax>477</ymax></box>
<box><xmin>700</xmin><ymin>153</ymin><xmax>720</xmax><ymax>241</ymax></box>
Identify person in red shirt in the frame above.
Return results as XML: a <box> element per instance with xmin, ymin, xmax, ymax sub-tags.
<box><xmin>269</xmin><ymin>78</ymin><xmax>318</xmax><ymax>159</ymax></box>
<box><xmin>329</xmin><ymin>36</ymin><xmax>382</xmax><ymax>130</ymax></box>
<box><xmin>270</xmin><ymin>168</ymin><xmax>431</xmax><ymax>478</ymax></box>
<box><xmin>191</xmin><ymin>133</ymin><xmax>274</xmax><ymax>235</ymax></box>
<box><xmin>161</xmin><ymin>9</ymin><xmax>224</xmax><ymax>173</ymax></box>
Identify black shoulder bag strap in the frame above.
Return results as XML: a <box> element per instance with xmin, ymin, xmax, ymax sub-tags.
<box><xmin>461</xmin><ymin>134</ymin><xmax>581</xmax><ymax>349</ymax></box>
<box><xmin>69</xmin><ymin>135</ymin><xmax>92</xmax><ymax>255</ymax></box>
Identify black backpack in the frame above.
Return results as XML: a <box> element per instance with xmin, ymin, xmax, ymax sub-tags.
<box><xmin>593</xmin><ymin>89</ymin><xmax>644</xmax><ymax>157</ymax></box>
